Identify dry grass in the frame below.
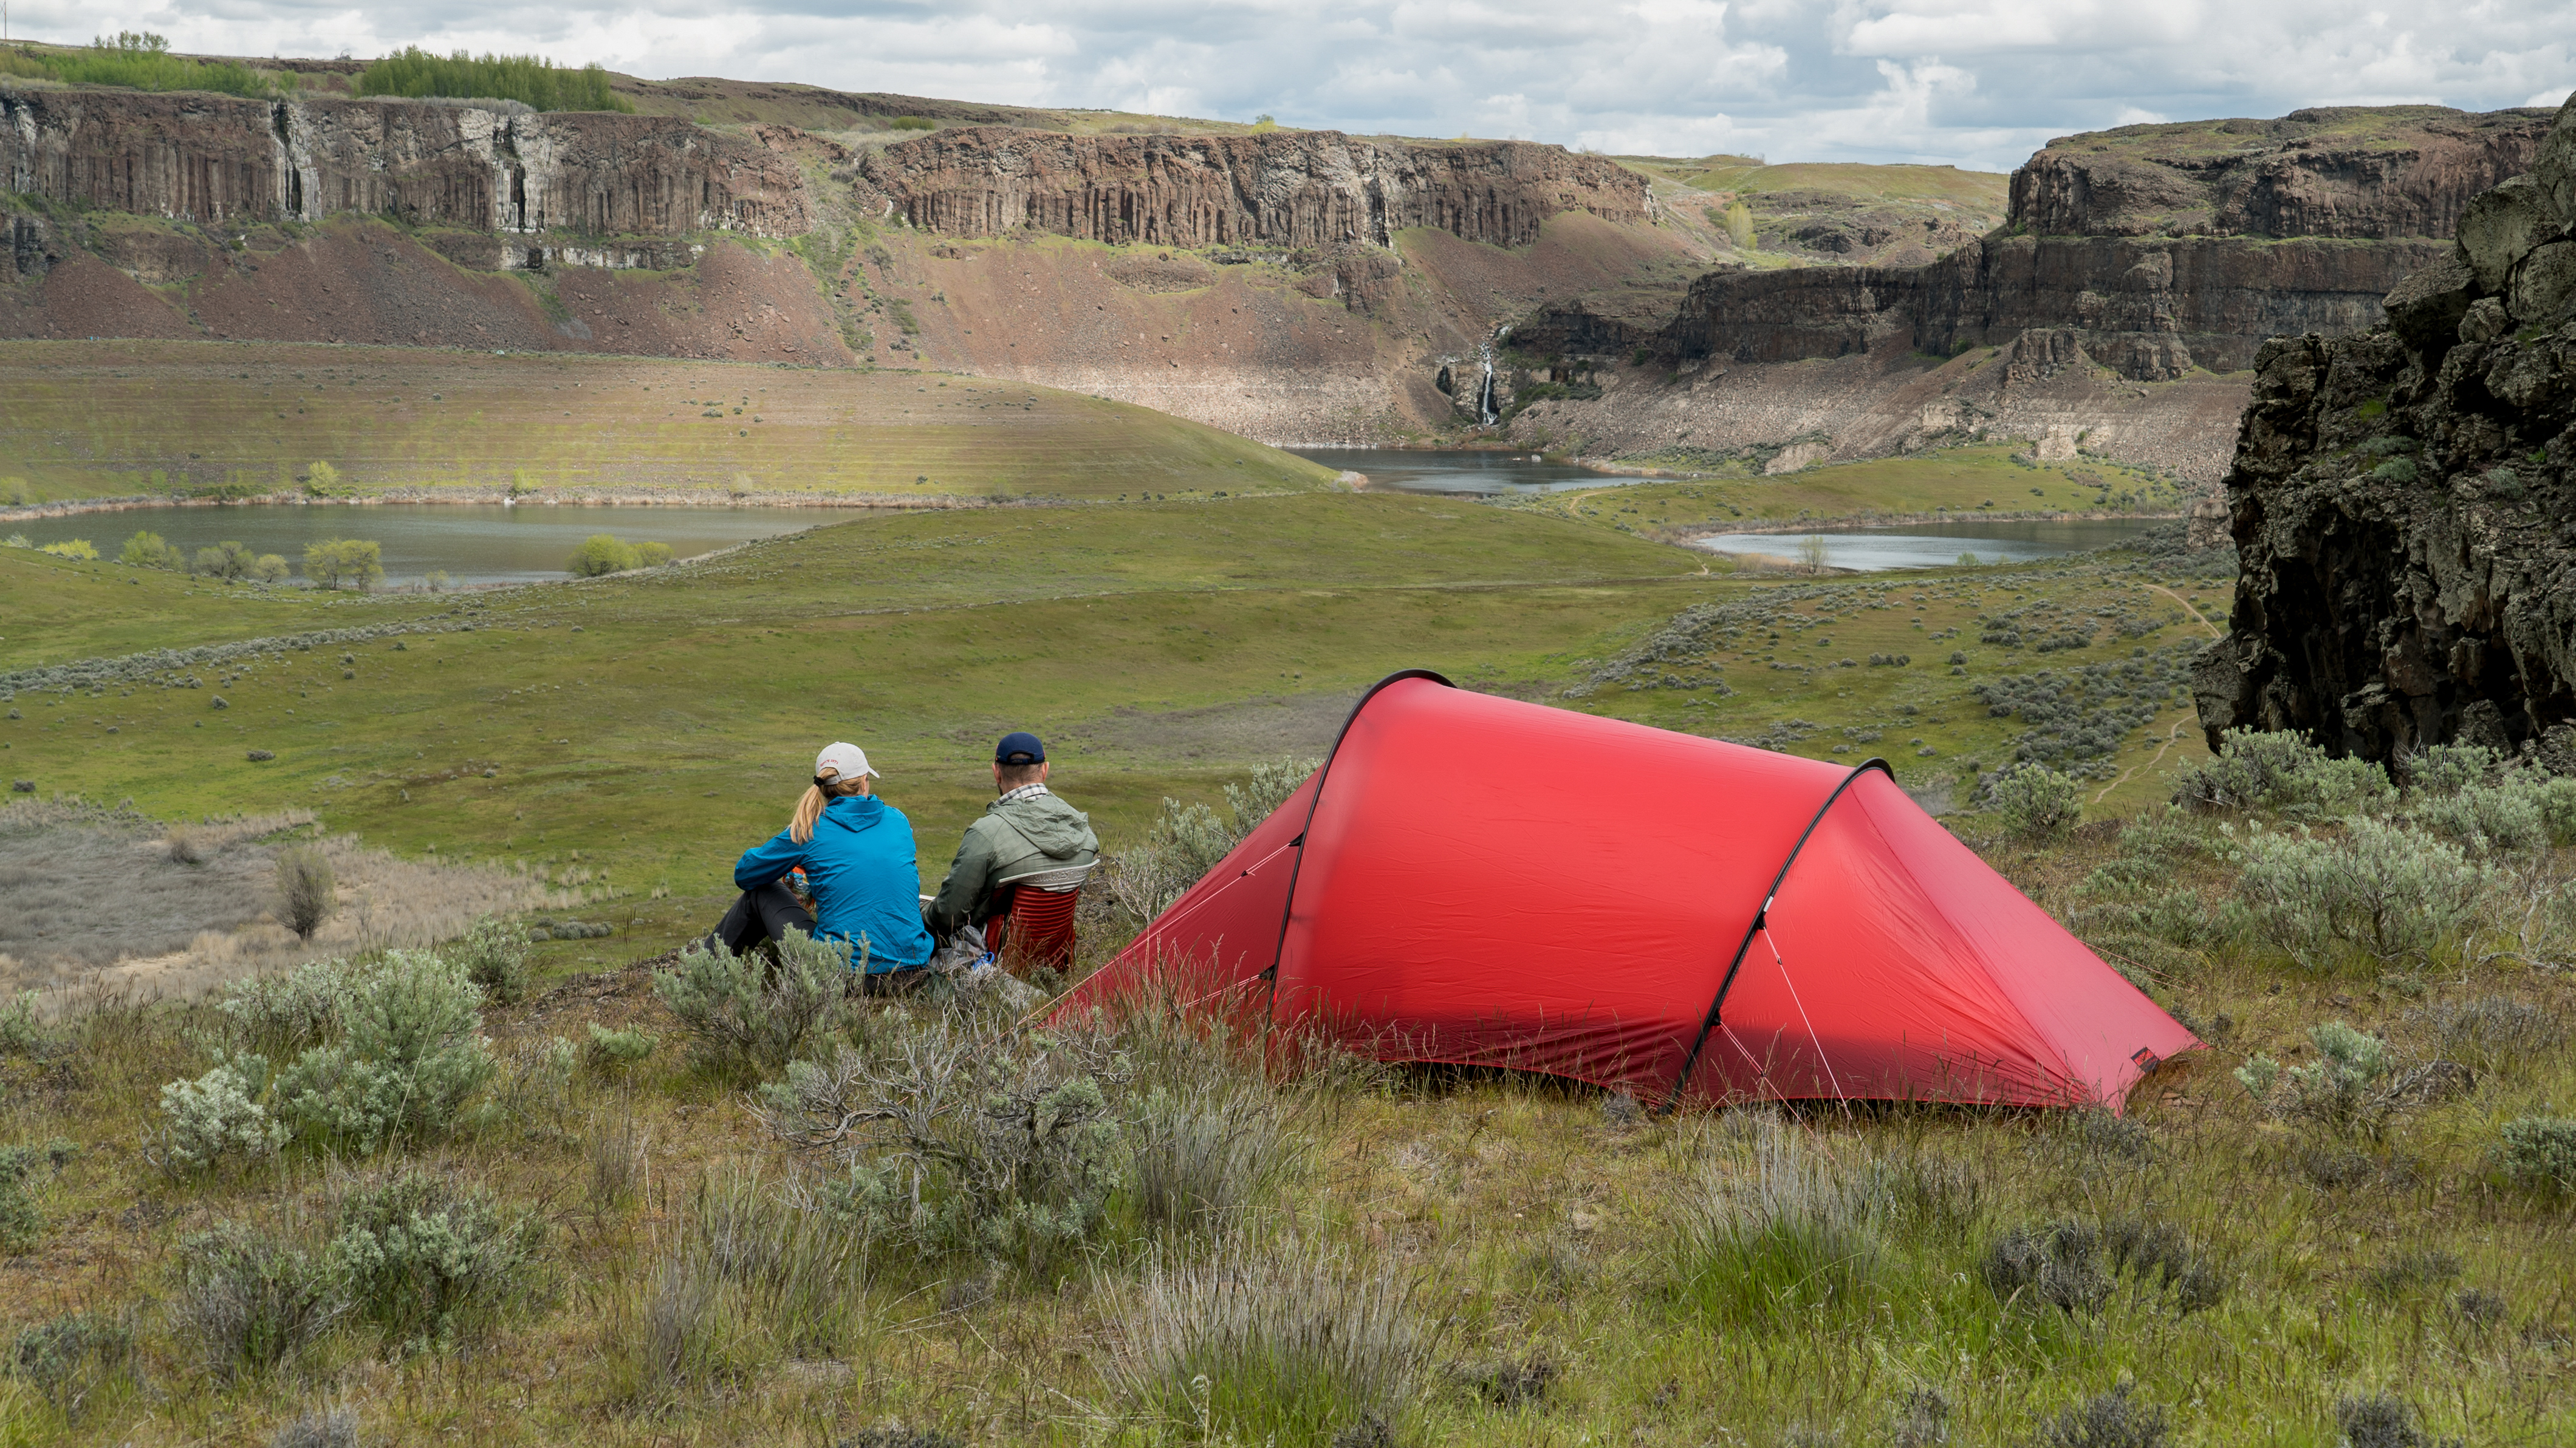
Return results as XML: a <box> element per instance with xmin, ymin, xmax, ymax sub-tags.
<box><xmin>0</xmin><ymin>799</ymin><xmax>564</xmax><ymax>1002</ymax></box>
<box><xmin>0</xmin><ymin>770</ymin><xmax>2572</xmax><ymax>1445</ymax></box>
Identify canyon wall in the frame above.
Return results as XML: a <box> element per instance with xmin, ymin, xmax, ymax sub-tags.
<box><xmin>2193</xmin><ymin>95</ymin><xmax>2576</xmax><ymax>759</ymax></box>
<box><xmin>1527</xmin><ymin>106</ymin><xmax>2552</xmax><ymax>386</ymax></box>
<box><xmin>858</xmin><ymin>128</ymin><xmax>1649</xmax><ymax>250</ymax></box>
<box><xmin>0</xmin><ymin>87</ymin><xmax>812</xmax><ymax>237</ymax></box>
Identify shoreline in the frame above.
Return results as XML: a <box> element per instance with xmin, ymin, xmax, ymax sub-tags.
<box><xmin>0</xmin><ymin>488</ymin><xmax>982</xmax><ymax>525</ymax></box>
<box><xmin>1655</xmin><ymin>507</ymin><xmax>2187</xmax><ymax>541</ymax></box>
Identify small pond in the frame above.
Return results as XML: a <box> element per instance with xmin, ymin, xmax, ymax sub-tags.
<box><xmin>1287</xmin><ymin>447</ymin><xmax>1618</xmax><ymax>494</ymax></box>
<box><xmin>11</xmin><ymin>504</ymin><xmax>823</xmax><ymax>586</ymax></box>
<box><xmin>1688</xmin><ymin>517</ymin><xmax>2165</xmax><ymax>572</ymax></box>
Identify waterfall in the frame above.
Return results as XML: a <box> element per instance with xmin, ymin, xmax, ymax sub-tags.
<box><xmin>1476</xmin><ymin>324</ymin><xmax>1510</xmax><ymax>426</ymax></box>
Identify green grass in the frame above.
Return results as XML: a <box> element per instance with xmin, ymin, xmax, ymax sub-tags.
<box><xmin>1516</xmin><ymin>443</ymin><xmax>2196</xmax><ymax>535</ymax></box>
<box><xmin>1</xmin><ymin>36</ymin><xmax>278</xmax><ymax>99</ymax></box>
<box><xmin>3</xmin><ymin>485</ymin><xmax>2233</xmax><ymax>914</ymax></box>
<box><xmin>10</xmin><ymin>468</ymin><xmax>2576</xmax><ymax>1446</ymax></box>
<box><xmin>0</xmin><ymin>341</ymin><xmax>1337</xmax><ymax>503</ymax></box>
<box><xmin>1612</xmin><ymin>155</ymin><xmax>2009</xmax><ymax>210</ymax></box>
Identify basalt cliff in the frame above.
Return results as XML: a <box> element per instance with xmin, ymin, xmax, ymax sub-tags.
<box><xmin>1509</xmin><ymin>106</ymin><xmax>2555</xmax><ymax>479</ymax></box>
<box><xmin>0</xmin><ymin>72</ymin><xmax>2560</xmax><ymax>466</ymax></box>
<box><xmin>2192</xmin><ymin>95</ymin><xmax>2576</xmax><ymax>760</ymax></box>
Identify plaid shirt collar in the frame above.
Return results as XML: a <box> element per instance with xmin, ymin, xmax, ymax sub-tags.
<box><xmin>996</xmin><ymin>782</ymin><xmax>1051</xmax><ymax>805</ymax></box>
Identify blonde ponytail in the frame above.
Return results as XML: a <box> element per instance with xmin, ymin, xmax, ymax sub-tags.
<box><xmin>789</xmin><ymin>768</ymin><xmax>869</xmax><ymax>843</ymax></box>
<box><xmin>789</xmin><ymin>781</ymin><xmax>831</xmax><ymax>844</ymax></box>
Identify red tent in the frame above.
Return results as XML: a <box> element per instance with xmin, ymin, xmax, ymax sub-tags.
<box><xmin>1063</xmin><ymin>672</ymin><xmax>2197</xmax><ymax>1112</ymax></box>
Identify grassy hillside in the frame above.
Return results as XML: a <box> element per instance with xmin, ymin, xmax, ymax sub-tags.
<box><xmin>12</xmin><ymin>469</ymin><xmax>2576</xmax><ymax>1448</ymax></box>
<box><xmin>0</xmin><ymin>342</ymin><xmax>1338</xmax><ymax>504</ymax></box>
<box><xmin>1518</xmin><ymin>445</ymin><xmax>2196</xmax><ymax>535</ymax></box>
<box><xmin>2</xmin><ymin>487</ymin><xmax>2227</xmax><ymax>914</ymax></box>
<box><xmin>5</xmin><ymin>487</ymin><xmax>2572</xmax><ymax>1447</ymax></box>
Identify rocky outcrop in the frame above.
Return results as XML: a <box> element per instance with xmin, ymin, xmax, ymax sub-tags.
<box><xmin>2192</xmin><ymin>95</ymin><xmax>2576</xmax><ymax>759</ymax></box>
<box><xmin>860</xmin><ymin>128</ymin><xmax>1648</xmax><ymax>250</ymax></box>
<box><xmin>2010</xmin><ymin>106</ymin><xmax>2546</xmax><ymax>239</ymax></box>
<box><xmin>1524</xmin><ymin>106</ymin><xmax>2555</xmax><ymax>386</ymax></box>
<box><xmin>0</xmin><ymin>87</ymin><xmax>813</xmax><ymax>237</ymax></box>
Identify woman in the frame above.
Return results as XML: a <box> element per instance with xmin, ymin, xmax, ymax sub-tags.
<box><xmin>705</xmin><ymin>742</ymin><xmax>934</xmax><ymax>974</ymax></box>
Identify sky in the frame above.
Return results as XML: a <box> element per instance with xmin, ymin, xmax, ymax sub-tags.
<box><xmin>9</xmin><ymin>1</ymin><xmax>2574</xmax><ymax>171</ymax></box>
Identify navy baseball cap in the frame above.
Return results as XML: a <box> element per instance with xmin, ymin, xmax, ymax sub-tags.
<box><xmin>995</xmin><ymin>731</ymin><xmax>1046</xmax><ymax>765</ymax></box>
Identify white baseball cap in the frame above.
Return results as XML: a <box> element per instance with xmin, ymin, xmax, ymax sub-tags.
<box><xmin>815</xmin><ymin>742</ymin><xmax>878</xmax><ymax>781</ymax></box>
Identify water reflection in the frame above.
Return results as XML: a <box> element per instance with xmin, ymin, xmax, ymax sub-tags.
<box><xmin>1690</xmin><ymin>517</ymin><xmax>2162</xmax><ymax>572</ymax></box>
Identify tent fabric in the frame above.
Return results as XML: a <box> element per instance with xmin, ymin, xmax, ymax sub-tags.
<box><xmin>1061</xmin><ymin>673</ymin><xmax>2198</xmax><ymax>1112</ymax></box>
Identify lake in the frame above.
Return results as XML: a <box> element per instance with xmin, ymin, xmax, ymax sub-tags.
<box><xmin>1689</xmin><ymin>517</ymin><xmax>2164</xmax><ymax>572</ymax></box>
<box><xmin>10</xmin><ymin>503</ymin><xmax>823</xmax><ymax>586</ymax></box>
<box><xmin>1288</xmin><ymin>447</ymin><xmax>1618</xmax><ymax>494</ymax></box>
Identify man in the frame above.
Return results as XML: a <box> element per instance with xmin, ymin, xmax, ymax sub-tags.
<box><xmin>928</xmin><ymin>731</ymin><xmax>1100</xmax><ymax>969</ymax></box>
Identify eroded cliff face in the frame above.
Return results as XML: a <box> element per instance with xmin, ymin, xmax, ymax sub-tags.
<box><xmin>2010</xmin><ymin>106</ymin><xmax>2545</xmax><ymax>240</ymax></box>
<box><xmin>0</xmin><ymin>88</ymin><xmax>813</xmax><ymax>237</ymax></box>
<box><xmin>2192</xmin><ymin>95</ymin><xmax>2576</xmax><ymax>759</ymax></box>
<box><xmin>859</xmin><ymin>128</ymin><xmax>1648</xmax><ymax>250</ymax></box>
<box><xmin>1531</xmin><ymin>106</ymin><xmax>2553</xmax><ymax>388</ymax></box>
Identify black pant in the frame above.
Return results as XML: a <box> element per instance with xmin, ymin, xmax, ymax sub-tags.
<box><xmin>702</xmin><ymin>881</ymin><xmax>815</xmax><ymax>957</ymax></box>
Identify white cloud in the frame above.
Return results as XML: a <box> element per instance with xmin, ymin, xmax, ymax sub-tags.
<box><xmin>12</xmin><ymin>0</ymin><xmax>2571</xmax><ymax>172</ymax></box>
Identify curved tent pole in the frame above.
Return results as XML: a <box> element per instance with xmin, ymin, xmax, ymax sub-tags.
<box><xmin>1260</xmin><ymin>669</ymin><xmax>1454</xmax><ymax>1017</ymax></box>
<box><xmin>1665</xmin><ymin>757</ymin><xmax>1894</xmax><ymax>1111</ymax></box>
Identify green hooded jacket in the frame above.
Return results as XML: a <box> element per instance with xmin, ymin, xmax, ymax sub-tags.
<box><xmin>927</xmin><ymin>787</ymin><xmax>1100</xmax><ymax>940</ymax></box>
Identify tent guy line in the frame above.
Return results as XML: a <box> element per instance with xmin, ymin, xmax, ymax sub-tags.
<box><xmin>1668</xmin><ymin>756</ymin><xmax>1893</xmax><ymax>1111</ymax></box>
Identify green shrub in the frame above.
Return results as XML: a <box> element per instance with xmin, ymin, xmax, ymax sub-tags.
<box><xmin>303</xmin><ymin>539</ymin><xmax>383</xmax><ymax>591</ymax></box>
<box><xmin>38</xmin><ymin>539</ymin><xmax>97</xmax><ymax>561</ymax></box>
<box><xmin>5</xmin><ymin>1310</ymin><xmax>136</xmax><ymax>1419</ymax></box>
<box><xmin>2233</xmin><ymin>817</ymin><xmax>2487</xmax><ymax>965</ymax></box>
<box><xmin>154</xmin><ymin>1058</ymin><xmax>289</xmax><ymax>1173</ymax></box>
<box><xmin>327</xmin><ymin>1171</ymin><xmax>539</xmax><ymax>1351</ymax></box>
<box><xmin>2234</xmin><ymin>1022</ymin><xmax>2393</xmax><ymax>1135</ymax></box>
<box><xmin>251</xmin><ymin>553</ymin><xmax>291</xmax><ymax>584</ymax></box>
<box><xmin>303</xmin><ymin>461</ymin><xmax>345</xmax><ymax>497</ymax></box>
<box><xmin>584</xmin><ymin>1022</ymin><xmax>657</xmax><ymax>1071</ymax></box>
<box><xmin>2176</xmin><ymin>728</ymin><xmax>2394</xmax><ymax>817</ymax></box>
<box><xmin>888</xmin><ymin>115</ymin><xmax>937</xmax><ymax>131</ymax></box>
<box><xmin>275</xmin><ymin>845</ymin><xmax>337</xmax><ymax>941</ymax></box>
<box><xmin>1106</xmin><ymin>1239</ymin><xmax>1432</xmax><ymax>1448</ymax></box>
<box><xmin>632</xmin><ymin>540</ymin><xmax>674</xmax><ymax>567</ymax></box>
<box><xmin>191</xmin><ymin>540</ymin><xmax>256</xmax><ymax>579</ymax></box>
<box><xmin>355</xmin><ymin>46</ymin><xmax>632</xmax><ymax>112</ymax></box>
<box><xmin>1671</xmin><ymin>1114</ymin><xmax>1881</xmax><ymax>1325</ymax></box>
<box><xmin>275</xmin><ymin>952</ymin><xmax>496</xmax><ymax>1153</ymax></box>
<box><xmin>211</xmin><ymin>958</ymin><xmax>359</xmax><ymax>1057</ymax></box>
<box><xmin>172</xmin><ymin>1220</ymin><xmax>345</xmax><ymax>1376</ymax></box>
<box><xmin>1990</xmin><ymin>762</ymin><xmax>2082</xmax><ymax>839</ymax></box>
<box><xmin>0</xmin><ymin>991</ymin><xmax>57</xmax><ymax>1056</ymax></box>
<box><xmin>567</xmin><ymin>534</ymin><xmax>640</xmax><ymax>577</ymax></box>
<box><xmin>32</xmin><ymin>32</ymin><xmax>276</xmax><ymax>97</ymax></box>
<box><xmin>2499</xmin><ymin>1116</ymin><xmax>2576</xmax><ymax>1194</ymax></box>
<box><xmin>651</xmin><ymin>931</ymin><xmax>847</xmax><ymax>1075</ymax></box>
<box><xmin>2406</xmin><ymin>777</ymin><xmax>2550</xmax><ymax>854</ymax></box>
<box><xmin>760</xmin><ymin>1017</ymin><xmax>1124</xmax><ymax>1277</ymax></box>
<box><xmin>447</xmin><ymin>916</ymin><xmax>530</xmax><ymax>1005</ymax></box>
<box><xmin>1100</xmin><ymin>757</ymin><xmax>1316</xmax><ymax>924</ymax></box>
<box><xmin>117</xmin><ymin>530</ymin><xmax>182</xmax><ymax>569</ymax></box>
<box><xmin>2403</xmin><ymin>743</ymin><xmax>2500</xmax><ymax>796</ymax></box>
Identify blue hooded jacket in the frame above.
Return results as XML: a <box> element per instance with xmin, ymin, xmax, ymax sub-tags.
<box><xmin>734</xmin><ymin>794</ymin><xmax>934</xmax><ymax>971</ymax></box>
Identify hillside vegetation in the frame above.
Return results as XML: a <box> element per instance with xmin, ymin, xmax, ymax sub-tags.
<box><xmin>3</xmin><ymin>483</ymin><xmax>2573</xmax><ymax>1443</ymax></box>
<box><xmin>0</xmin><ymin>343</ymin><xmax>1337</xmax><ymax>504</ymax></box>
